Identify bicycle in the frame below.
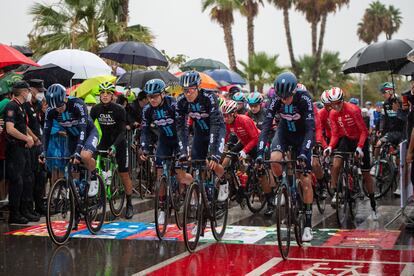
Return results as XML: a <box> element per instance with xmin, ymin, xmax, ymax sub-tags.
<box><xmin>96</xmin><ymin>150</ymin><xmax>125</xmax><ymax>217</ymax></box>
<box><xmin>153</xmin><ymin>155</ymin><xmax>186</xmax><ymax>240</ymax></box>
<box><xmin>264</xmin><ymin>151</ymin><xmax>306</xmax><ymax>260</ymax></box>
<box><xmin>182</xmin><ymin>159</ymin><xmax>229</xmax><ymax>253</ymax></box>
<box><xmin>369</xmin><ymin>142</ymin><xmax>398</xmax><ymax>199</ymax></box>
<box><xmin>312</xmin><ymin>145</ymin><xmax>330</xmax><ymax>214</ymax></box>
<box><xmin>333</xmin><ymin>151</ymin><xmax>362</xmax><ymax>227</ymax></box>
<box><xmin>46</xmin><ymin>156</ymin><xmax>106</xmax><ymax>245</ymax></box>
<box><xmin>224</xmin><ymin>151</ymin><xmax>267</xmax><ymax>213</ymax></box>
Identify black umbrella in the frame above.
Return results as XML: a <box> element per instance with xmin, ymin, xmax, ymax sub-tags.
<box><xmin>343</xmin><ymin>39</ymin><xmax>414</xmax><ymax>74</ymax></box>
<box><xmin>11</xmin><ymin>45</ymin><xmax>33</xmax><ymax>57</ymax></box>
<box><xmin>393</xmin><ymin>62</ymin><xmax>414</xmax><ymax>76</ymax></box>
<box><xmin>117</xmin><ymin>70</ymin><xmax>178</xmax><ymax>89</ymax></box>
<box><xmin>99</xmin><ymin>41</ymin><xmax>168</xmax><ymax>67</ymax></box>
<box><xmin>23</xmin><ymin>63</ymin><xmax>75</xmax><ymax>88</ymax></box>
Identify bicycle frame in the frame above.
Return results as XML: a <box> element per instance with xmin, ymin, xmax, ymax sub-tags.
<box><xmin>96</xmin><ymin>150</ymin><xmax>118</xmax><ymax>201</ymax></box>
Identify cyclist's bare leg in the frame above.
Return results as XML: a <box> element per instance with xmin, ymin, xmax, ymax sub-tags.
<box><xmin>270</xmin><ymin>151</ymin><xmax>283</xmax><ymax>177</ymax></box>
<box><xmin>311</xmin><ymin>156</ymin><xmax>323</xmax><ymax>179</ymax></box>
<box><xmin>331</xmin><ymin>156</ymin><xmax>343</xmax><ymax>189</ymax></box>
<box><xmin>80</xmin><ymin>150</ymin><xmax>96</xmax><ymax>172</ymax></box>
<box><xmin>300</xmin><ymin>174</ymin><xmax>313</xmax><ymax>204</ymax></box>
<box><xmin>175</xmin><ymin>168</ymin><xmax>193</xmax><ymax>188</ymax></box>
<box><xmin>221</xmin><ymin>156</ymin><xmax>231</xmax><ymax>169</ymax></box>
<box><xmin>119</xmin><ymin>172</ymin><xmax>133</xmax><ymax>195</ymax></box>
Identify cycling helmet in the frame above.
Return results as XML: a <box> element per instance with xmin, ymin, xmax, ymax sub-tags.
<box><xmin>46</xmin><ymin>83</ymin><xmax>66</xmax><ymax>108</ymax></box>
<box><xmin>379</xmin><ymin>82</ymin><xmax>395</xmax><ymax>93</ymax></box>
<box><xmin>274</xmin><ymin>72</ymin><xmax>298</xmax><ymax>99</ymax></box>
<box><xmin>179</xmin><ymin>71</ymin><xmax>201</xmax><ymax>88</ymax></box>
<box><xmin>320</xmin><ymin>90</ymin><xmax>330</xmax><ymax>104</ymax></box>
<box><xmin>99</xmin><ymin>81</ymin><xmax>115</xmax><ymax>94</ymax></box>
<box><xmin>247</xmin><ymin>92</ymin><xmax>263</xmax><ymax>105</ymax></box>
<box><xmin>144</xmin><ymin>79</ymin><xmax>166</xmax><ymax>95</ymax></box>
<box><xmin>365</xmin><ymin>101</ymin><xmax>372</xmax><ymax>106</ymax></box>
<box><xmin>376</xmin><ymin>101</ymin><xmax>383</xmax><ymax>107</ymax></box>
<box><xmin>222</xmin><ymin>100</ymin><xmax>238</xmax><ymax>115</ymax></box>
<box><xmin>349</xmin><ymin>97</ymin><xmax>359</xmax><ymax>105</ymax></box>
<box><xmin>327</xmin><ymin>87</ymin><xmax>344</xmax><ymax>102</ymax></box>
<box><xmin>233</xmin><ymin>91</ymin><xmax>246</xmax><ymax>102</ymax></box>
<box><xmin>296</xmin><ymin>83</ymin><xmax>307</xmax><ymax>92</ymax></box>
<box><xmin>218</xmin><ymin>97</ymin><xmax>225</xmax><ymax>108</ymax></box>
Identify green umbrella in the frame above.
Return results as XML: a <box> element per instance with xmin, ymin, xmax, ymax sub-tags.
<box><xmin>0</xmin><ymin>72</ymin><xmax>23</xmax><ymax>95</ymax></box>
<box><xmin>180</xmin><ymin>58</ymin><xmax>228</xmax><ymax>72</ymax></box>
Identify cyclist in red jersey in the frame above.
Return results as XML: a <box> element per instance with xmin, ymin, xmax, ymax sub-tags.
<box><xmin>323</xmin><ymin>87</ymin><xmax>378</xmax><ymax>220</ymax></box>
<box><xmin>316</xmin><ymin>90</ymin><xmax>333</xmax><ymax>148</ymax></box>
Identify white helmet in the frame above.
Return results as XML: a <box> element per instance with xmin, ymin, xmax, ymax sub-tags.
<box><xmin>328</xmin><ymin>87</ymin><xmax>344</xmax><ymax>102</ymax></box>
<box><xmin>320</xmin><ymin>90</ymin><xmax>330</xmax><ymax>104</ymax></box>
<box><xmin>222</xmin><ymin>100</ymin><xmax>238</xmax><ymax>114</ymax></box>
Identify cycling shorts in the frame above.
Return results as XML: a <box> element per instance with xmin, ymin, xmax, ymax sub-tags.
<box><xmin>191</xmin><ymin>128</ymin><xmax>225</xmax><ymax>161</ymax></box>
<box><xmin>156</xmin><ymin>139</ymin><xmax>179</xmax><ymax>167</ymax></box>
<box><xmin>68</xmin><ymin>127</ymin><xmax>99</xmax><ymax>155</ymax></box>
<box><xmin>334</xmin><ymin>137</ymin><xmax>370</xmax><ymax>171</ymax></box>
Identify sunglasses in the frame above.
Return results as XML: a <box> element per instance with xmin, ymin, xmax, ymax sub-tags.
<box><xmin>147</xmin><ymin>94</ymin><xmax>161</xmax><ymax>100</ymax></box>
<box><xmin>183</xmin><ymin>87</ymin><xmax>197</xmax><ymax>94</ymax></box>
<box><xmin>100</xmin><ymin>90</ymin><xmax>114</xmax><ymax>95</ymax></box>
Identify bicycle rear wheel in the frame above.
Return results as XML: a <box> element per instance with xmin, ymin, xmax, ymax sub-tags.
<box><xmin>336</xmin><ymin>171</ymin><xmax>348</xmax><ymax>227</ymax></box>
<box><xmin>245</xmin><ymin>170</ymin><xmax>266</xmax><ymax>213</ymax></box>
<box><xmin>314</xmin><ymin>181</ymin><xmax>326</xmax><ymax>215</ymax></box>
<box><xmin>183</xmin><ymin>182</ymin><xmax>203</xmax><ymax>253</ymax></box>
<box><xmin>294</xmin><ymin>183</ymin><xmax>305</xmax><ymax>247</ymax></box>
<box><xmin>173</xmin><ymin>184</ymin><xmax>186</xmax><ymax>230</ymax></box>
<box><xmin>211</xmin><ymin>179</ymin><xmax>229</xmax><ymax>241</ymax></box>
<box><xmin>85</xmin><ymin>175</ymin><xmax>106</xmax><ymax>234</ymax></box>
<box><xmin>276</xmin><ymin>185</ymin><xmax>291</xmax><ymax>260</ymax></box>
<box><xmin>46</xmin><ymin>179</ymin><xmax>75</xmax><ymax>245</ymax></box>
<box><xmin>154</xmin><ymin>176</ymin><xmax>169</xmax><ymax>240</ymax></box>
<box><xmin>369</xmin><ymin>160</ymin><xmax>395</xmax><ymax>199</ymax></box>
<box><xmin>109</xmin><ymin>170</ymin><xmax>125</xmax><ymax>217</ymax></box>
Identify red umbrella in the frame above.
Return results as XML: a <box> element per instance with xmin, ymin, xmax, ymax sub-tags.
<box><xmin>0</xmin><ymin>44</ymin><xmax>39</xmax><ymax>69</ymax></box>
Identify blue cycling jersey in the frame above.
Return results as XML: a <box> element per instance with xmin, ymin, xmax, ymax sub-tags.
<box><xmin>258</xmin><ymin>90</ymin><xmax>315</xmax><ymax>157</ymax></box>
<box><xmin>43</xmin><ymin>97</ymin><xmax>96</xmax><ymax>157</ymax></box>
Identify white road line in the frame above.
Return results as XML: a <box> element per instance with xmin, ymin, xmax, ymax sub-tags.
<box><xmin>401</xmin><ymin>263</ymin><xmax>414</xmax><ymax>276</ymax></box>
<box><xmin>132</xmin><ymin>243</ymin><xmax>211</xmax><ymax>275</ymax></box>
<box><xmin>246</xmin><ymin>258</ymin><xmax>284</xmax><ymax>276</ymax></box>
<box><xmin>287</xmin><ymin>257</ymin><xmax>414</xmax><ymax>265</ymax></box>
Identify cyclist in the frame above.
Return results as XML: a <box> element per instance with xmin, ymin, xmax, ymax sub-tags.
<box><xmin>139</xmin><ymin>79</ymin><xmax>193</xmax><ymax>224</ymax></box>
<box><xmin>42</xmin><ymin>84</ymin><xmax>99</xmax><ymax>197</ymax></box>
<box><xmin>90</xmin><ymin>82</ymin><xmax>134</xmax><ymax>219</ymax></box>
<box><xmin>246</xmin><ymin>92</ymin><xmax>266</xmax><ymax>130</ymax></box>
<box><xmin>256</xmin><ymin>72</ymin><xmax>315</xmax><ymax>241</ymax></box>
<box><xmin>233</xmin><ymin>91</ymin><xmax>248</xmax><ymax>115</ymax></box>
<box><xmin>176</xmin><ymin>71</ymin><xmax>228</xmax><ymax>201</ymax></box>
<box><xmin>323</xmin><ymin>87</ymin><xmax>378</xmax><ymax>220</ymax></box>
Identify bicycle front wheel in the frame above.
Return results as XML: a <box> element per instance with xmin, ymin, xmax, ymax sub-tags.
<box><xmin>245</xmin><ymin>170</ymin><xmax>267</xmax><ymax>213</ymax></box>
<box><xmin>109</xmin><ymin>170</ymin><xmax>126</xmax><ymax>217</ymax></box>
<box><xmin>154</xmin><ymin>176</ymin><xmax>169</xmax><ymax>240</ymax></box>
<box><xmin>183</xmin><ymin>182</ymin><xmax>203</xmax><ymax>253</ymax></box>
<box><xmin>211</xmin><ymin>180</ymin><xmax>229</xmax><ymax>241</ymax></box>
<box><xmin>369</xmin><ymin>160</ymin><xmax>395</xmax><ymax>199</ymax></box>
<box><xmin>46</xmin><ymin>178</ymin><xmax>75</xmax><ymax>245</ymax></box>
<box><xmin>294</xmin><ymin>183</ymin><xmax>305</xmax><ymax>247</ymax></box>
<box><xmin>336</xmin><ymin>171</ymin><xmax>349</xmax><ymax>227</ymax></box>
<box><xmin>85</xmin><ymin>175</ymin><xmax>106</xmax><ymax>234</ymax></box>
<box><xmin>276</xmin><ymin>185</ymin><xmax>291</xmax><ymax>260</ymax></box>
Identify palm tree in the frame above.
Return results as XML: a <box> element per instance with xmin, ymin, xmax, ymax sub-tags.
<box><xmin>357</xmin><ymin>1</ymin><xmax>388</xmax><ymax>44</ymax></box>
<box><xmin>239</xmin><ymin>51</ymin><xmax>284</xmax><ymax>93</ymax></box>
<box><xmin>239</xmin><ymin>0</ymin><xmax>263</xmax><ymax>91</ymax></box>
<box><xmin>202</xmin><ymin>0</ymin><xmax>240</xmax><ymax>71</ymax></box>
<box><xmin>297</xmin><ymin>51</ymin><xmax>351</xmax><ymax>97</ymax></box>
<box><xmin>267</xmin><ymin>0</ymin><xmax>298</xmax><ymax>75</ymax></box>
<box><xmin>384</xmin><ymin>5</ymin><xmax>402</xmax><ymax>40</ymax></box>
<box><xmin>29</xmin><ymin>0</ymin><xmax>153</xmax><ymax>57</ymax></box>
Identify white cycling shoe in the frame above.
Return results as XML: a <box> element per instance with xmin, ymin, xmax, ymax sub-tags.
<box><xmin>302</xmin><ymin>227</ymin><xmax>313</xmax><ymax>242</ymax></box>
<box><xmin>157</xmin><ymin>210</ymin><xmax>166</xmax><ymax>225</ymax></box>
<box><xmin>275</xmin><ymin>194</ymin><xmax>285</xmax><ymax>206</ymax></box>
<box><xmin>370</xmin><ymin>210</ymin><xmax>379</xmax><ymax>221</ymax></box>
<box><xmin>218</xmin><ymin>183</ymin><xmax>229</xmax><ymax>201</ymax></box>
<box><xmin>88</xmin><ymin>180</ymin><xmax>99</xmax><ymax>197</ymax></box>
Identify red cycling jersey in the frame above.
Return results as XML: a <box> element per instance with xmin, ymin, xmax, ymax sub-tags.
<box><xmin>317</xmin><ymin>107</ymin><xmax>332</xmax><ymax>148</ymax></box>
<box><xmin>329</xmin><ymin>102</ymin><xmax>369</xmax><ymax>149</ymax></box>
<box><xmin>225</xmin><ymin>114</ymin><xmax>260</xmax><ymax>153</ymax></box>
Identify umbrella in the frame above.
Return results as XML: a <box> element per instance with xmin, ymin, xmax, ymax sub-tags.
<box><xmin>66</xmin><ymin>84</ymin><xmax>81</xmax><ymax>96</ymax></box>
<box><xmin>0</xmin><ymin>72</ymin><xmax>23</xmax><ymax>95</ymax></box>
<box><xmin>204</xmin><ymin>69</ymin><xmax>246</xmax><ymax>85</ymax></box>
<box><xmin>99</xmin><ymin>41</ymin><xmax>168</xmax><ymax>67</ymax></box>
<box><xmin>38</xmin><ymin>49</ymin><xmax>111</xmax><ymax>80</ymax></box>
<box><xmin>23</xmin><ymin>63</ymin><xmax>75</xmax><ymax>88</ymax></box>
<box><xmin>408</xmin><ymin>49</ymin><xmax>414</xmax><ymax>63</ymax></box>
<box><xmin>393</xmin><ymin>62</ymin><xmax>414</xmax><ymax>76</ymax></box>
<box><xmin>117</xmin><ymin>70</ymin><xmax>179</xmax><ymax>89</ymax></box>
<box><xmin>0</xmin><ymin>44</ymin><xmax>39</xmax><ymax>69</ymax></box>
<box><xmin>11</xmin><ymin>45</ymin><xmax>33</xmax><ymax>57</ymax></box>
<box><xmin>342</xmin><ymin>39</ymin><xmax>414</xmax><ymax>74</ymax></box>
<box><xmin>73</xmin><ymin>75</ymin><xmax>116</xmax><ymax>98</ymax></box>
<box><xmin>180</xmin><ymin>58</ymin><xmax>228</xmax><ymax>72</ymax></box>
<box><xmin>174</xmin><ymin>71</ymin><xmax>218</xmax><ymax>90</ymax></box>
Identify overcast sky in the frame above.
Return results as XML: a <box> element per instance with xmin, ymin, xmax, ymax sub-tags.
<box><xmin>1</xmin><ymin>0</ymin><xmax>413</xmax><ymax>67</ymax></box>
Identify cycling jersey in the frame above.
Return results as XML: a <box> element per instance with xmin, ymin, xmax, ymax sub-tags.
<box><xmin>316</xmin><ymin>107</ymin><xmax>332</xmax><ymax>148</ymax></box>
<box><xmin>141</xmin><ymin>96</ymin><xmax>178</xmax><ymax>152</ymax></box>
<box><xmin>90</xmin><ymin>102</ymin><xmax>126</xmax><ymax>149</ymax></box>
<box><xmin>176</xmin><ymin>89</ymin><xmax>225</xmax><ymax>160</ymax></box>
<box><xmin>381</xmin><ymin>95</ymin><xmax>406</xmax><ymax>133</ymax></box>
<box><xmin>258</xmin><ymin>90</ymin><xmax>315</xmax><ymax>157</ymax></box>
<box><xmin>328</xmin><ymin>102</ymin><xmax>368</xmax><ymax>149</ymax></box>
<box><xmin>44</xmin><ymin>97</ymin><xmax>98</xmax><ymax>157</ymax></box>
<box><xmin>225</xmin><ymin>114</ymin><xmax>260</xmax><ymax>154</ymax></box>
<box><xmin>246</xmin><ymin>109</ymin><xmax>265</xmax><ymax>130</ymax></box>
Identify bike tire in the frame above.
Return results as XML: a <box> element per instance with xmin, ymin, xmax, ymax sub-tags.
<box><xmin>183</xmin><ymin>182</ymin><xmax>203</xmax><ymax>253</ymax></box>
<box><xmin>85</xmin><ymin>175</ymin><xmax>106</xmax><ymax>234</ymax></box>
<box><xmin>172</xmin><ymin>183</ymin><xmax>185</xmax><ymax>230</ymax></box>
<box><xmin>336</xmin><ymin>171</ymin><xmax>348</xmax><ymax>227</ymax></box>
<box><xmin>245</xmin><ymin>169</ymin><xmax>267</xmax><ymax>213</ymax></box>
<box><xmin>211</xmin><ymin>179</ymin><xmax>229</xmax><ymax>241</ymax></box>
<box><xmin>369</xmin><ymin>160</ymin><xmax>395</xmax><ymax>199</ymax></box>
<box><xmin>314</xmin><ymin>178</ymin><xmax>326</xmax><ymax>215</ymax></box>
<box><xmin>294</xmin><ymin>183</ymin><xmax>305</xmax><ymax>247</ymax></box>
<box><xmin>109</xmin><ymin>169</ymin><xmax>126</xmax><ymax>217</ymax></box>
<box><xmin>46</xmin><ymin>178</ymin><xmax>75</xmax><ymax>246</ymax></box>
<box><xmin>276</xmin><ymin>185</ymin><xmax>291</xmax><ymax>260</ymax></box>
<box><xmin>154</xmin><ymin>176</ymin><xmax>169</xmax><ymax>240</ymax></box>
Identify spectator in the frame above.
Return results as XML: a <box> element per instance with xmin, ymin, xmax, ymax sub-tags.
<box><xmin>127</xmin><ymin>91</ymin><xmax>148</xmax><ymax>130</ymax></box>
<box><xmin>349</xmin><ymin>97</ymin><xmax>360</xmax><ymax>106</ymax></box>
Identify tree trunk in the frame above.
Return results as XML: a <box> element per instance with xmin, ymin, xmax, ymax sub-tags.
<box><xmin>247</xmin><ymin>13</ymin><xmax>255</xmax><ymax>91</ymax></box>
<box><xmin>311</xmin><ymin>21</ymin><xmax>317</xmax><ymax>56</ymax></box>
<box><xmin>120</xmin><ymin>0</ymin><xmax>129</xmax><ymax>27</ymax></box>
<box><xmin>312</xmin><ymin>13</ymin><xmax>327</xmax><ymax>96</ymax></box>
<box><xmin>222</xmin><ymin>23</ymin><xmax>237</xmax><ymax>72</ymax></box>
<box><xmin>283</xmin><ymin>7</ymin><xmax>298</xmax><ymax>75</ymax></box>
